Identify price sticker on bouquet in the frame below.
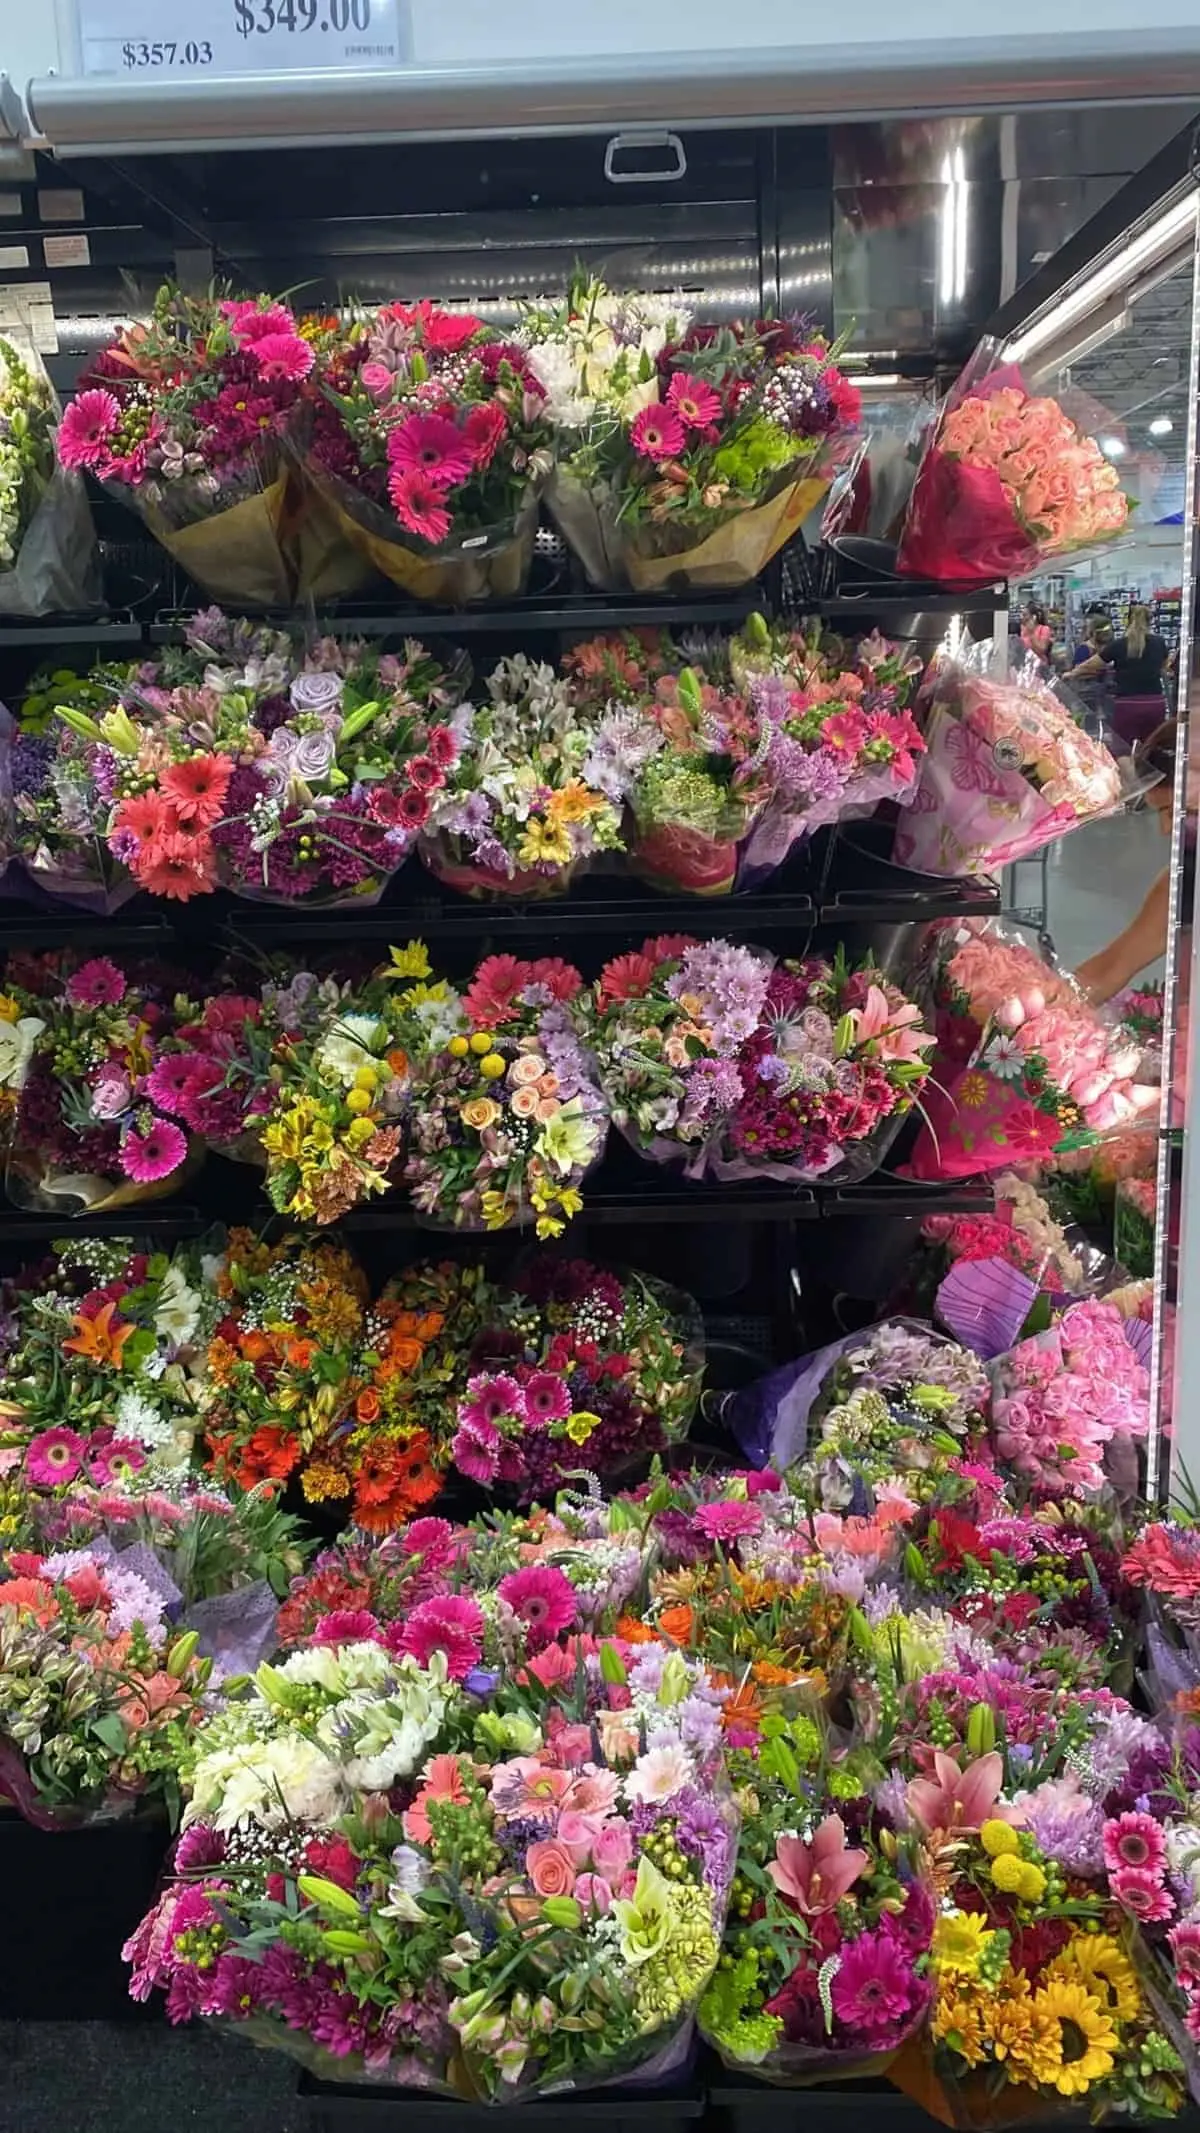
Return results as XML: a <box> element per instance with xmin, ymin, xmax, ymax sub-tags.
<box><xmin>74</xmin><ymin>0</ymin><xmax>406</xmax><ymax>77</ymax></box>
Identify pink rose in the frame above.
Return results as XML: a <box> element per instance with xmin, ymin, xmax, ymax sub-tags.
<box><xmin>525</xmin><ymin>1839</ymin><xmax>577</xmax><ymax>1898</ymax></box>
<box><xmin>573</xmin><ymin>1873</ymin><xmax>613</xmax><ymax>1915</ymax></box>
<box><xmin>91</xmin><ymin>1067</ymin><xmax>132</xmax><ymax>1120</ymax></box>
<box><xmin>550</xmin><ymin>1724</ymin><xmax>594</xmax><ymax>1769</ymax></box>
<box><xmin>556</xmin><ymin>1809</ymin><xmax>605</xmax><ymax>1867</ymax></box>
<box><xmin>360</xmin><ymin>362</ymin><xmax>393</xmax><ymax>400</ymax></box>
<box><xmin>614</xmin><ymin>1868</ymin><xmax>639</xmax><ymax>1901</ymax></box>
<box><xmin>591</xmin><ymin>1818</ymin><xmax>633</xmax><ymax>1883</ymax></box>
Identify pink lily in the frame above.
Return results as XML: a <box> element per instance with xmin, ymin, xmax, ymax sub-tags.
<box><xmin>849</xmin><ymin>985</ymin><xmax>935</xmax><ymax>1063</ymax></box>
<box><xmin>767</xmin><ymin>1814</ymin><xmax>868</xmax><ymax>1913</ymax></box>
<box><xmin>906</xmin><ymin>1751</ymin><xmax>1006</xmax><ymax>1836</ymax></box>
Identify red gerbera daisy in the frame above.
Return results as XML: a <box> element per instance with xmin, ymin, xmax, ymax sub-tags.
<box><xmin>388</xmin><ymin>466</ymin><xmax>453</xmax><ymax>545</ymax></box>
<box><xmin>160</xmin><ymin>754</ymin><xmax>232</xmax><ymax>829</ymax></box>
<box><xmin>462</xmin><ymin>400</ymin><xmax>508</xmax><ymax>469</ymax></box>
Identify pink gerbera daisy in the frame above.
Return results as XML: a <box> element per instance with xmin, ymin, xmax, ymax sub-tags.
<box><xmin>496</xmin><ymin>1565</ymin><xmax>577</xmax><ymax>1650</ymax></box>
<box><xmin>311</xmin><ymin>1609</ymin><xmax>384</xmax><ymax>1646</ymax></box>
<box><xmin>523</xmin><ymin>1372</ymin><xmax>572</xmax><ymax>1426</ymax></box>
<box><xmin>666</xmin><ymin>371</ymin><xmax>723</xmax><ymax>430</ymax></box>
<box><xmin>388</xmin><ymin>466</ymin><xmax>453</xmax><ymax>545</ymax></box>
<box><xmin>692</xmin><ymin>1500</ymin><xmax>764</xmax><ymax>1543</ymax></box>
<box><xmin>223</xmin><ymin>301</ymin><xmax>296</xmax><ymax>343</ymax></box>
<box><xmin>249</xmin><ymin>332</ymin><xmax>314</xmax><ymax>382</ymax></box>
<box><xmin>830</xmin><ymin>1927</ymin><xmax>925</xmax><ymax>2042</ymax></box>
<box><xmin>25</xmin><ymin>1427</ymin><xmax>86</xmax><ymax>1490</ymax></box>
<box><xmin>120</xmin><ymin>1116</ymin><xmax>189</xmax><ymax>1184</ymax></box>
<box><xmin>392</xmin><ymin>1593</ymin><xmax>484</xmax><ymax>1680</ymax></box>
<box><xmin>462</xmin><ymin>955</ymin><xmax>526</xmax><ymax>1026</ymax></box>
<box><xmin>65</xmin><ymin>957</ymin><xmax>127</xmax><ymax>1009</ymax></box>
<box><xmin>1110</xmin><ymin>1865</ymin><xmax>1174</xmax><ymax>1922</ymax></box>
<box><xmin>388</xmin><ymin>413</ymin><xmax>476</xmax><ymax>491</ymax></box>
<box><xmin>87</xmin><ymin>1438</ymin><xmax>146</xmax><ymax>1487</ymax></box>
<box><xmin>142</xmin><ymin>1055</ymin><xmax>206</xmax><ymax>1116</ymax></box>
<box><xmin>57</xmin><ymin>389</ymin><xmax>121</xmax><ymax>470</ymax></box>
<box><xmin>1103</xmin><ymin>1811</ymin><xmax>1167</xmax><ymax>1879</ymax></box>
<box><xmin>460</xmin><ymin>1373</ymin><xmax>526</xmax><ymax>1432</ymax></box>
<box><xmin>451</xmin><ymin>1414</ymin><xmax>502</xmax><ymax>1486</ymax></box>
<box><xmin>630</xmin><ymin>404</ymin><xmax>686</xmax><ymax>462</ymax></box>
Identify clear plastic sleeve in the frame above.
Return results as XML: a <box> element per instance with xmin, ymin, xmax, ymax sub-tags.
<box><xmin>893</xmin><ymin>656</ymin><xmax>1125</xmax><ymax>879</ymax></box>
<box><xmin>896</xmin><ymin>336</ymin><xmax>1131</xmax><ymax>589</ymax></box>
<box><xmin>104</xmin><ymin>451</ymin><xmax>294</xmax><ymax>609</ymax></box>
<box><xmin>0</xmin><ymin>341</ymin><xmax>100</xmax><ymax>617</ymax></box>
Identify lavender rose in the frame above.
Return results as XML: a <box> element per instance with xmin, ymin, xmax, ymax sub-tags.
<box><xmin>290</xmin><ymin>671</ymin><xmax>344</xmax><ymax>717</ymax></box>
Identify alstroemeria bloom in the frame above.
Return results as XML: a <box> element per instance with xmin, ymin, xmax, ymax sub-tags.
<box><xmin>768</xmin><ymin>1814</ymin><xmax>868</xmax><ymax>1913</ymax></box>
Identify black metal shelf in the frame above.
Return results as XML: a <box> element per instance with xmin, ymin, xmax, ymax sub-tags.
<box><xmin>0</xmin><ymin>617</ymin><xmax>145</xmax><ymax>650</ymax></box>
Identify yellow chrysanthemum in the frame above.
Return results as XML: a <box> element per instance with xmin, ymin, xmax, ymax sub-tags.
<box><xmin>387</xmin><ymin>941</ymin><xmax>432</xmax><ymax>980</ymax></box>
<box><xmin>932</xmin><ymin>1982</ymin><xmax>990</xmax><ymax>2068</ymax></box>
<box><xmin>1031</xmin><ymin>1978</ymin><xmax>1118</xmax><ymax>2097</ymax></box>
<box><xmin>988</xmin><ymin>1852</ymin><xmax>1026</xmax><ymax>1895</ymax></box>
<box><xmin>980</xmin><ymin>1819</ymin><xmax>1020</xmax><ymax>1859</ymax></box>
<box><xmin>1048</xmin><ymin>1936</ymin><xmax>1140</xmax><ymax>2025</ymax></box>
<box><xmin>0</xmin><ymin>994</ymin><xmax>20</xmax><ymax>1024</ymax></box>
<box><xmin>547</xmin><ymin>779</ymin><xmax>606</xmax><ymax>824</ymax></box>
<box><xmin>301</xmin><ymin>1461</ymin><xmax>351</xmax><ymax>1502</ymax></box>
<box><xmin>932</xmin><ymin>1911</ymin><xmax>995</xmax><ymax>1977</ymax></box>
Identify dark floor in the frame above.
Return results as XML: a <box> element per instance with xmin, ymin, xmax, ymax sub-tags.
<box><xmin>0</xmin><ymin>2023</ymin><xmax>304</xmax><ymax>2133</ymax></box>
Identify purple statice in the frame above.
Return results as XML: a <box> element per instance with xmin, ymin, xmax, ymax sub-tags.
<box><xmin>10</xmin><ymin>730</ymin><xmax>53</xmax><ymax>797</ymax></box>
<box><xmin>89</xmin><ymin>745</ymin><xmax>121</xmax><ymax>805</ymax></box>
<box><xmin>495</xmin><ymin>1813</ymin><xmax>556</xmax><ymax>1867</ymax></box>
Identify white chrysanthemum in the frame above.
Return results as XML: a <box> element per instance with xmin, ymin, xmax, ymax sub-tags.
<box><xmin>316</xmin><ymin>1012</ymin><xmax>386</xmax><ymax>1088</ymax></box>
<box><xmin>114</xmin><ymin>1390</ymin><xmax>173</xmax><ymax>1448</ymax></box>
<box><xmin>189</xmin><ymin>1736</ymin><xmax>342</xmax><ymax>1831</ymax></box>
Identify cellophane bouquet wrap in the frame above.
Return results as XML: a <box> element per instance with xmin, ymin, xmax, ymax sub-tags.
<box><xmin>123</xmin><ymin>1635</ymin><xmax>737</xmax><ymax>2100</ymax></box>
<box><xmin>57</xmin><ymin>286</ymin><xmax>322</xmax><ymax>606</ymax></box>
<box><xmin>1115</xmin><ymin>1174</ymin><xmax>1157</xmax><ymax>1279</ymax></box>
<box><xmin>302</xmin><ymin>300</ymin><xmax>552</xmax><ymax>605</ymax></box>
<box><xmin>447</xmin><ymin>1255</ymin><xmax>704</xmax><ymax>1498</ymax></box>
<box><xmin>1122</xmin><ymin>1521</ymin><xmax>1200</xmax><ymax>1718</ymax></box>
<box><xmin>713</xmin><ymin>1316</ymin><xmax>988</xmax><ymax>1480</ymax></box>
<box><xmin>893</xmin><ymin>655</ymin><xmax>1123</xmax><ymax>879</ymax></box>
<box><xmin>0</xmin><ymin>335</ymin><xmax>99</xmax><ymax>616</ymax></box>
<box><xmin>553</xmin><ymin>315</ymin><xmax>860</xmax><ymax>593</ymax></box>
<box><xmin>988</xmin><ymin>1295</ymin><xmax>1150</xmax><ymax>1498</ymax></box>
<box><xmin>596</xmin><ymin>667</ymin><xmax>776</xmax><ymax>895</ymax></box>
<box><xmin>896</xmin><ymin>337</ymin><xmax>1130</xmax><ymax>588</ymax></box>
<box><xmin>420</xmin><ymin>655</ymin><xmax>624</xmax><ymax>897</ymax></box>
<box><xmin>2</xmin><ymin>954</ymin><xmax>199</xmax><ymax>1214</ymax></box>
<box><xmin>403</xmin><ymin>955</ymin><xmax>608</xmax><ymax>1237</ymax></box>
<box><xmin>906</xmin><ymin>919</ymin><xmax>1159</xmax><ymax>1181</ymax></box>
<box><xmin>586</xmin><ymin>938</ymin><xmax>933</xmax><ymax>1185</ymax></box>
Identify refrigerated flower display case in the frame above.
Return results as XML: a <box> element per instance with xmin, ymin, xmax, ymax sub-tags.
<box><xmin>0</xmin><ymin>47</ymin><xmax>1199</xmax><ymax>2129</ymax></box>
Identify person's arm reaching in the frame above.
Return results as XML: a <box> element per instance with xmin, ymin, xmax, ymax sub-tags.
<box><xmin>1075</xmin><ymin>866</ymin><xmax>1170</xmax><ymax>1003</ymax></box>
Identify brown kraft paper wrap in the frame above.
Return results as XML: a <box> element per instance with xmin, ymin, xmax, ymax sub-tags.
<box><xmin>287</xmin><ymin>471</ymin><xmax>378</xmax><ymax>601</ymax></box>
<box><xmin>622</xmin><ymin>471</ymin><xmax>830</xmax><ymax>594</ymax></box>
<box><xmin>544</xmin><ymin>469</ymin><xmax>630</xmax><ymax>591</ymax></box>
<box><xmin>137</xmin><ymin>477</ymin><xmax>294</xmax><ymax>608</ymax></box>
<box><xmin>307</xmin><ymin>464</ymin><xmax>539</xmax><ymax>606</ymax></box>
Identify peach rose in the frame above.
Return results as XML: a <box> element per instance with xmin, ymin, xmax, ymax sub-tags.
<box><xmin>511</xmin><ymin>1085</ymin><xmax>541</xmax><ymax>1119</ymax></box>
<box><xmin>525</xmin><ymin>1838</ymin><xmax>577</xmax><ymax>1898</ymax></box>
<box><xmin>534</xmin><ymin>1097</ymin><xmax>561</xmax><ymax>1123</ymax></box>
<box><xmin>462</xmin><ymin>1097</ymin><xmax>501</xmax><ymax>1130</ymax></box>
<box><xmin>510</xmin><ymin>1054</ymin><xmax>546</xmax><ymax>1086</ymax></box>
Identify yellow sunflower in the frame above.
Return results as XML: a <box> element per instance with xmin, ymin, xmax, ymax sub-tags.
<box><xmin>1047</xmin><ymin>1935</ymin><xmax>1140</xmax><ymax>2025</ymax></box>
<box><xmin>932</xmin><ymin>1910</ymin><xmax>996</xmax><ymax>1977</ymax></box>
<box><xmin>1031</xmin><ymin>1978</ymin><xmax>1118</xmax><ymax>2097</ymax></box>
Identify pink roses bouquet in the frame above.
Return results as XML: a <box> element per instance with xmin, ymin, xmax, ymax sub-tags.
<box><xmin>896</xmin><ymin>342</ymin><xmax>1129</xmax><ymax>588</ymax></box>
<box><xmin>907</xmin><ymin>919</ymin><xmax>1159</xmax><ymax>1181</ymax></box>
<box><xmin>990</xmin><ymin>1295</ymin><xmax>1150</xmax><ymax>1496</ymax></box>
<box><xmin>893</xmin><ymin>660</ymin><xmax>1123</xmax><ymax>879</ymax></box>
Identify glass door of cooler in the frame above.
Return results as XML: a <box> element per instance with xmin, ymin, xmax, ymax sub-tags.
<box><xmin>977</xmin><ymin>127</ymin><xmax>1200</xmax><ymax>1497</ymax></box>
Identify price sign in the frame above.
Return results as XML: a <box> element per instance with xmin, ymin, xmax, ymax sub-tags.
<box><xmin>76</xmin><ymin>0</ymin><xmax>404</xmax><ymax>75</ymax></box>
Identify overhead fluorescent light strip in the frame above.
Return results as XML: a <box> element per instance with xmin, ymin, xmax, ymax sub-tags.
<box><xmin>1002</xmin><ymin>192</ymin><xmax>1198</xmax><ymax>366</ymax></box>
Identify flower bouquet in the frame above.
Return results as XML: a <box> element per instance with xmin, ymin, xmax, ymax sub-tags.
<box><xmin>448</xmin><ymin>1256</ymin><xmax>704</xmax><ymax>1498</ymax></box>
<box><xmin>700</xmin><ymin>1776</ymin><xmax>934</xmax><ymax>2083</ymax></box>
<box><xmin>892</xmin><ymin>658</ymin><xmax>1123</xmax><ymax>879</ymax></box>
<box><xmin>0</xmin><ymin>1236</ymin><xmax>220</xmax><ymax>1490</ymax></box>
<box><xmin>179</xmin><ymin>611</ymin><xmax>470</xmax><ymax>907</ymax></box>
<box><xmin>124</xmin><ymin>1637</ymin><xmax>737</xmax><ymax>2099</ymax></box>
<box><xmin>201</xmin><ymin>1228</ymin><xmax>376</xmax><ymax>1510</ymax></box>
<box><xmin>9</xmin><ymin>686</ymin><xmax>154</xmax><ymax>912</ymax></box>
<box><xmin>590</xmin><ymin>668</ymin><xmax>776</xmax><ymax>895</ymax></box>
<box><xmin>896</xmin><ymin>339</ymin><xmax>1130</xmax><ymax>588</ymax></box>
<box><xmin>1115</xmin><ymin>1175</ymin><xmax>1157</xmax><ymax>1278</ymax></box>
<box><xmin>421</xmin><ymin>655</ymin><xmax>623</xmax><ymax>897</ymax></box>
<box><xmin>0</xmin><ymin>334</ymin><xmax>99</xmax><ymax>616</ymax></box>
<box><xmin>572</xmin><ymin>316</ymin><xmax>860</xmax><ymax>593</ymax></box>
<box><xmin>890</xmin><ymin>1817</ymin><xmax>1182</xmax><ymax>2125</ymax></box>
<box><xmin>714</xmin><ymin>1316</ymin><xmax>988</xmax><ymax>1483</ymax></box>
<box><xmin>587</xmin><ymin>938</ymin><xmax>933</xmax><ymax>1184</ymax></box>
<box><xmin>159</xmin><ymin>944</ymin><xmax>462</xmax><ymax>1223</ymax></box>
<box><xmin>906</xmin><ymin>919</ymin><xmax>1159</xmax><ymax>1181</ymax></box>
<box><xmin>989</xmin><ymin>1296</ymin><xmax>1150</xmax><ymax>1497</ymax></box>
<box><xmin>58</xmin><ymin>286</ymin><xmax>320</xmax><ymax>606</ymax></box>
<box><xmin>3</xmin><ymin>955</ymin><xmax>199</xmax><ymax>1213</ymax></box>
<box><xmin>403</xmin><ymin>956</ymin><xmax>608</xmax><ymax>1237</ymax></box>
<box><xmin>303</xmin><ymin>299</ymin><xmax>553</xmax><ymax>604</ymax></box>
<box><xmin>0</xmin><ymin>1551</ymin><xmax>210</xmax><ymax>1829</ymax></box>
<box><xmin>519</xmin><ymin>273</ymin><xmax>692</xmax><ymax>590</ymax></box>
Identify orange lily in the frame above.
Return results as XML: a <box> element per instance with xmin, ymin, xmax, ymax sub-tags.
<box><xmin>63</xmin><ymin>1301</ymin><xmax>134</xmax><ymax>1368</ymax></box>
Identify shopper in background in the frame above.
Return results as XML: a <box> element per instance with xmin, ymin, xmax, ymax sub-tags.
<box><xmin>1074</xmin><ymin>603</ymin><xmax>1170</xmax><ymax>749</ymax></box>
<box><xmin>1076</xmin><ymin>719</ymin><xmax>1178</xmax><ymax>1003</ymax></box>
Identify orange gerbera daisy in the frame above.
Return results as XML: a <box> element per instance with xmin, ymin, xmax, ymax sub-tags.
<box><xmin>212</xmin><ymin>1425</ymin><xmax>299</xmax><ymax>1491</ymax></box>
<box><xmin>614</xmin><ymin>1614</ymin><xmax>659</xmax><ymax>1645</ymax></box>
<box><xmin>713</xmin><ymin>1670</ymin><xmax>763</xmax><ymax>1731</ymax></box>
<box><xmin>352</xmin><ymin>1434</ymin><xmax>442</xmax><ymax>1533</ymax></box>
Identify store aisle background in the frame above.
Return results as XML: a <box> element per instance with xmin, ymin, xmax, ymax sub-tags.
<box><xmin>1020</xmin><ymin>807</ymin><xmax>1169</xmax><ymax>984</ymax></box>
